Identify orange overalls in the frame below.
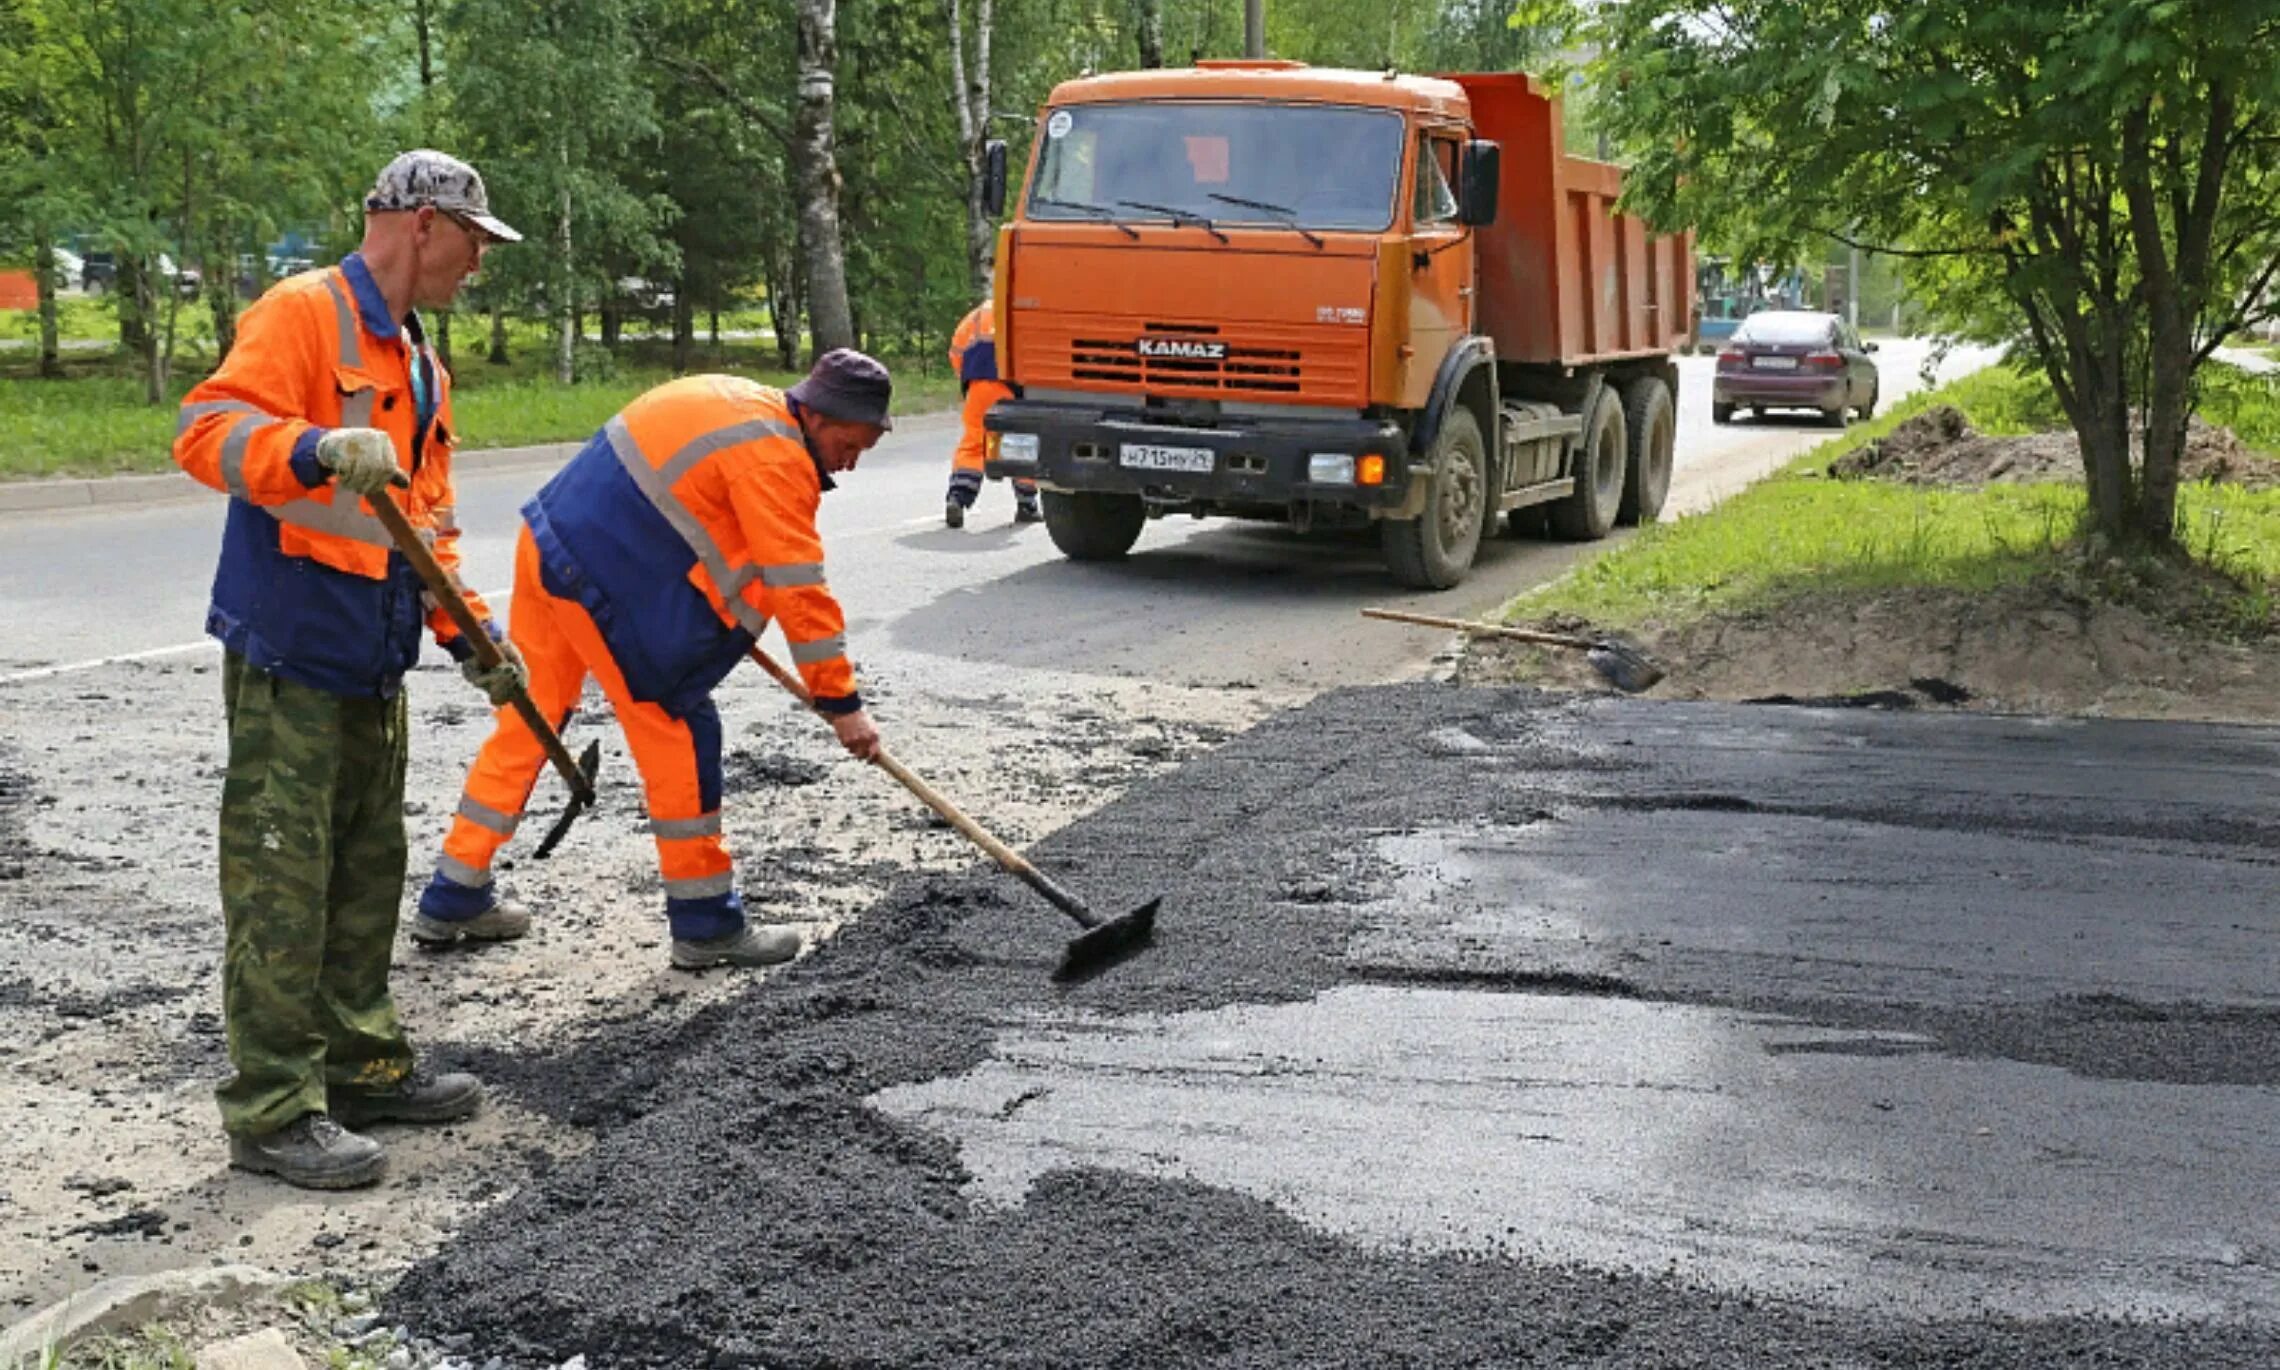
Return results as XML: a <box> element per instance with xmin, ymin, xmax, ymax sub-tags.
<box><xmin>419</xmin><ymin>376</ymin><xmax>857</xmax><ymax>940</ymax></box>
<box><xmin>947</xmin><ymin>300</ymin><xmax>1035</xmax><ymax>513</ymax></box>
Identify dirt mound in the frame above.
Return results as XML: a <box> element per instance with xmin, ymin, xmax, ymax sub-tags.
<box><xmin>1828</xmin><ymin>406</ymin><xmax>2280</xmax><ymax>488</ymax></box>
<box><xmin>1460</xmin><ymin>579</ymin><xmax>2280</xmax><ymax>725</ymax></box>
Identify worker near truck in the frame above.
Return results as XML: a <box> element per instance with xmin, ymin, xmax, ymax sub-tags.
<box><xmin>411</xmin><ymin>351</ymin><xmax>892</xmax><ymax>971</ymax></box>
<box><xmin>173</xmin><ymin>149</ymin><xmax>526</xmax><ymax>1191</ymax></box>
<box><xmin>944</xmin><ymin>297</ymin><xmax>1040</xmax><ymax>528</ymax></box>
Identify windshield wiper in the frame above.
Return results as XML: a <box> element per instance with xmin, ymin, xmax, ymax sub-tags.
<box><xmin>1032</xmin><ymin>197</ymin><xmax>1140</xmax><ymax>239</ymax></box>
<box><xmin>1205</xmin><ymin>193</ymin><xmax>1325</xmax><ymax>249</ymax></box>
<box><xmin>1115</xmin><ymin>199</ymin><xmax>1231</xmax><ymax>244</ymax></box>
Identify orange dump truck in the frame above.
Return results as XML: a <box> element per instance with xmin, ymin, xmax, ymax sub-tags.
<box><xmin>980</xmin><ymin>62</ymin><xmax>1694</xmax><ymax>588</ymax></box>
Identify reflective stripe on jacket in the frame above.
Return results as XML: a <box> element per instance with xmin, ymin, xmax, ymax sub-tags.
<box><xmin>949</xmin><ymin>301</ymin><xmax>997</xmax><ymax>388</ymax></box>
<box><xmin>523</xmin><ymin>374</ymin><xmax>859</xmax><ymax>719</ymax></box>
<box><xmin>173</xmin><ymin>254</ymin><xmax>490</xmax><ymax>698</ymax></box>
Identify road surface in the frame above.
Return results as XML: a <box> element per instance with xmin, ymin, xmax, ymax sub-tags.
<box><xmin>0</xmin><ymin>339</ymin><xmax>1984</xmax><ymax>692</ymax></box>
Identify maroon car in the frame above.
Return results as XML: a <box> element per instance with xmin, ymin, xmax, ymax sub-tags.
<box><xmin>1711</xmin><ymin>310</ymin><xmax>1880</xmax><ymax>427</ymax></box>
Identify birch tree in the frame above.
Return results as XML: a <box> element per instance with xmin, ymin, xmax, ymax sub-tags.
<box><xmin>946</xmin><ymin>0</ymin><xmax>997</xmax><ymax>296</ymax></box>
<box><xmin>795</xmin><ymin>0</ymin><xmax>857</xmax><ymax>355</ymax></box>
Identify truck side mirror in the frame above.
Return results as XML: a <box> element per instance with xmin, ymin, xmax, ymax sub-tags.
<box><xmin>983</xmin><ymin>140</ymin><xmax>1009</xmax><ymax>218</ymax></box>
<box><xmin>1459</xmin><ymin>140</ymin><xmax>1501</xmax><ymax>227</ymax></box>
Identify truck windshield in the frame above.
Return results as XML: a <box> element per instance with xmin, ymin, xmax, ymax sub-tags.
<box><xmin>1027</xmin><ymin>102</ymin><xmax>1405</xmax><ymax>233</ymax></box>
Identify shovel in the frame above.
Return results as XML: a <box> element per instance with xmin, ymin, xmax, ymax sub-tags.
<box><xmin>368</xmin><ymin>489</ymin><xmax>602</xmax><ymax>856</ymax></box>
<box><xmin>1360</xmin><ymin>606</ymin><xmax>1667</xmax><ymax>693</ymax></box>
<box><xmin>745</xmin><ymin>645</ymin><xmax>1158</xmax><ymax>982</ymax></box>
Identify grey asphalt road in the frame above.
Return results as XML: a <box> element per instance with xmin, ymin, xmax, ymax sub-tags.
<box><xmin>0</xmin><ymin>339</ymin><xmax>1982</xmax><ymax>692</ymax></box>
<box><xmin>397</xmin><ymin>686</ymin><xmax>2280</xmax><ymax>1366</ymax></box>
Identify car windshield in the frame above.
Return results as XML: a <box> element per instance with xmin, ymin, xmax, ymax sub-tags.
<box><xmin>1735</xmin><ymin>313</ymin><xmax>1835</xmax><ymax>346</ymax></box>
<box><xmin>1028</xmin><ymin>102</ymin><xmax>1406</xmax><ymax>233</ymax></box>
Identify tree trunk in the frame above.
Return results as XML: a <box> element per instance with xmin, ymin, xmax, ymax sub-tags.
<box><xmin>947</xmin><ymin>0</ymin><xmax>997</xmax><ymax>298</ymax></box>
<box><xmin>32</xmin><ymin>232</ymin><xmax>63</xmax><ymax>379</ymax></box>
<box><xmin>601</xmin><ymin>300</ymin><xmax>622</xmax><ymax>350</ymax></box>
<box><xmin>119</xmin><ymin>256</ymin><xmax>150</xmax><ymax>358</ymax></box>
<box><xmin>556</xmin><ymin>165</ymin><xmax>576</xmax><ymax>385</ymax></box>
<box><xmin>1134</xmin><ymin>0</ymin><xmax>1165</xmax><ymax>67</ymax></box>
<box><xmin>489</xmin><ymin>301</ymin><xmax>509</xmax><ymax>364</ymax></box>
<box><xmin>205</xmin><ymin>229</ymin><xmax>239</xmax><ymax>361</ymax></box>
<box><xmin>672</xmin><ymin>273</ymin><xmax>694</xmax><ymax>374</ymax></box>
<box><xmin>793</xmin><ymin>0</ymin><xmax>856</xmax><ymax>356</ymax></box>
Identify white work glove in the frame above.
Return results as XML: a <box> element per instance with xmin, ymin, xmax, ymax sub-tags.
<box><xmin>316</xmin><ymin>427</ymin><xmax>408</xmax><ymax>496</ymax></box>
<box><xmin>462</xmin><ymin>638</ymin><xmax>529</xmax><ymax>706</ymax></box>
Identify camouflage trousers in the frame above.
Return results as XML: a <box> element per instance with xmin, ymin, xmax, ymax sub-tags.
<box><xmin>214</xmin><ymin>652</ymin><xmax>415</xmax><ymax>1136</ymax></box>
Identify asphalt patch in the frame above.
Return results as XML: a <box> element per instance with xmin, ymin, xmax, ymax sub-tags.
<box><xmin>391</xmin><ymin>685</ymin><xmax>2280</xmax><ymax>1367</ymax></box>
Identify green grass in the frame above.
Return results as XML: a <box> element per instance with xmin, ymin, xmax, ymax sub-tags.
<box><xmin>1508</xmin><ymin>360</ymin><xmax>2280</xmax><ymax>637</ymax></box>
<box><xmin>0</xmin><ymin>336</ymin><xmax>961</xmax><ymax>480</ymax></box>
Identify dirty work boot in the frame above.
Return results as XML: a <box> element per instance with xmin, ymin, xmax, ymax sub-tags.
<box><xmin>408</xmin><ymin>898</ymin><xmax>530</xmax><ymax>947</ymax></box>
<box><xmin>1014</xmin><ymin>497</ymin><xmax>1043</xmax><ymax>524</ymax></box>
<box><xmin>944</xmin><ymin>499</ymin><xmax>966</xmax><ymax>529</ymax></box>
<box><xmin>329</xmin><ymin>1067</ymin><xmax>486</xmax><ymax>1128</ymax></box>
<box><xmin>228</xmin><ymin>1112</ymin><xmax>385</xmax><ymax>1190</ymax></box>
<box><xmin>671</xmin><ymin>924</ymin><xmax>804</xmax><ymax>972</ymax></box>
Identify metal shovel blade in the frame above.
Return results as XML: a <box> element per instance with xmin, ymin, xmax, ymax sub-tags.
<box><xmin>1587</xmin><ymin>644</ymin><xmax>1666</xmax><ymax>694</ymax></box>
<box><xmin>532</xmin><ymin>741</ymin><xmax>605</xmax><ymax>860</ymax></box>
<box><xmin>1052</xmin><ymin>898</ymin><xmax>1161</xmax><ymax>984</ymax></box>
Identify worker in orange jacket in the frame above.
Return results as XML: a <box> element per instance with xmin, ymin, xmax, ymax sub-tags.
<box><xmin>414</xmin><ymin>351</ymin><xmax>893</xmax><ymax>970</ymax></box>
<box><xmin>944</xmin><ymin>297</ymin><xmax>1039</xmax><ymax>528</ymax></box>
<box><xmin>174</xmin><ymin>149</ymin><xmax>526</xmax><ymax>1191</ymax></box>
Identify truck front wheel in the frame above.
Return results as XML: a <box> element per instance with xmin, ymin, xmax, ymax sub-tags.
<box><xmin>1548</xmin><ymin>389</ymin><xmax>1628</xmax><ymax>541</ymax></box>
<box><xmin>1382</xmin><ymin>407</ymin><xmax>1489</xmax><ymax>589</ymax></box>
<box><xmin>1042</xmin><ymin>490</ymin><xmax>1147</xmax><ymax>561</ymax></box>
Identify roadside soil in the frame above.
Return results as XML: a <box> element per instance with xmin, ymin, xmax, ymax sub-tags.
<box><xmin>1826</xmin><ymin>404</ymin><xmax>2280</xmax><ymax>489</ymax></box>
<box><xmin>1467</xmin><ymin>414</ymin><xmax>2280</xmax><ymax>722</ymax></box>
<box><xmin>0</xmin><ymin>652</ymin><xmax>1284</xmax><ymax>1321</ymax></box>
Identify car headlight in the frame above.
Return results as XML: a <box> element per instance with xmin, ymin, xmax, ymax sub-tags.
<box><xmin>1308</xmin><ymin>453</ymin><xmax>1356</xmax><ymax>485</ymax></box>
<box><xmin>998</xmin><ymin>432</ymin><xmax>1040</xmax><ymax>463</ymax></box>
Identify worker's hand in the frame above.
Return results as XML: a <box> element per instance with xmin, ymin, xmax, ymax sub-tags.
<box><xmin>461</xmin><ymin>638</ymin><xmax>528</xmax><ymax>706</ymax></box>
<box><xmin>830</xmin><ymin>708</ymin><xmax>882</xmax><ymax>762</ymax></box>
<box><xmin>316</xmin><ymin>428</ymin><xmax>409</xmax><ymax>496</ymax></box>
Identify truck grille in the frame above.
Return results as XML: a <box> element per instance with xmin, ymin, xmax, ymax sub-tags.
<box><xmin>1020</xmin><ymin>318</ymin><xmax>1367</xmax><ymax>405</ymax></box>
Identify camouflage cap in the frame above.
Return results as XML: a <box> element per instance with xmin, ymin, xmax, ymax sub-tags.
<box><xmin>364</xmin><ymin>150</ymin><xmax>523</xmax><ymax>244</ymax></box>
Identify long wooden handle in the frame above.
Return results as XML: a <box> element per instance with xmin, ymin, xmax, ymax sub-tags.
<box><xmin>368</xmin><ymin>490</ymin><xmax>594</xmax><ymax>804</ymax></box>
<box><xmin>1361</xmin><ymin>606</ymin><xmax>1598</xmax><ymax>652</ymax></box>
<box><xmin>745</xmin><ymin>645</ymin><xmax>1095</xmax><ymax>921</ymax></box>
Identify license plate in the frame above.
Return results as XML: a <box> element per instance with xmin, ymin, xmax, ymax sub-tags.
<box><xmin>1120</xmin><ymin>443</ymin><xmax>1215</xmax><ymax>473</ymax></box>
<box><xmin>1752</xmin><ymin>356</ymin><xmax>1800</xmax><ymax>371</ymax></box>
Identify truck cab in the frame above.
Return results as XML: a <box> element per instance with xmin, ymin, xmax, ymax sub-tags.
<box><xmin>985</xmin><ymin>62</ymin><xmax>1692</xmax><ymax>589</ymax></box>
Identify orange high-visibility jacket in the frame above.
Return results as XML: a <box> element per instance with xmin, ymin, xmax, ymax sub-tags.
<box><xmin>522</xmin><ymin>375</ymin><xmax>859</xmax><ymax>718</ymax></box>
<box><xmin>950</xmin><ymin>300</ymin><xmax>998</xmax><ymax>390</ymax></box>
<box><xmin>173</xmin><ymin>254</ymin><xmax>489</xmax><ymax>697</ymax></box>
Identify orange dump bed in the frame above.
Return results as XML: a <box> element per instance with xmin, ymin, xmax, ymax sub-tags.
<box><xmin>1450</xmin><ymin>73</ymin><xmax>1694</xmax><ymax>367</ymax></box>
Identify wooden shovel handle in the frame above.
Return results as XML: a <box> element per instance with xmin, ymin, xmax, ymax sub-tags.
<box><xmin>1361</xmin><ymin>606</ymin><xmax>1599</xmax><ymax>652</ymax></box>
<box><xmin>745</xmin><ymin>645</ymin><xmax>1053</xmax><ymax>891</ymax></box>
<box><xmin>368</xmin><ymin>490</ymin><xmax>594</xmax><ymax>804</ymax></box>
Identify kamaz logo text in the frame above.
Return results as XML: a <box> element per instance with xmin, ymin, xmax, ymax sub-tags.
<box><xmin>1136</xmin><ymin>338</ymin><xmax>1227</xmax><ymax>360</ymax></box>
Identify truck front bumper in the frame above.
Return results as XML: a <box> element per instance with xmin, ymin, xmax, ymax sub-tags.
<box><xmin>983</xmin><ymin>400</ymin><xmax>1414</xmax><ymax>511</ymax></box>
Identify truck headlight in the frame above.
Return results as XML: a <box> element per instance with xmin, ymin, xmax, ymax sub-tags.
<box><xmin>1308</xmin><ymin>453</ymin><xmax>1356</xmax><ymax>485</ymax></box>
<box><xmin>998</xmin><ymin>432</ymin><xmax>1040</xmax><ymax>463</ymax></box>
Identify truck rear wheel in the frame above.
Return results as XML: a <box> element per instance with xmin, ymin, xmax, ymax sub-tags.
<box><xmin>1382</xmin><ymin>407</ymin><xmax>1488</xmax><ymax>589</ymax></box>
<box><xmin>1042</xmin><ymin>491</ymin><xmax>1147</xmax><ymax>561</ymax></box>
<box><xmin>1617</xmin><ymin>377</ymin><xmax>1675</xmax><ymax>526</ymax></box>
<box><xmin>1548</xmin><ymin>389</ymin><xmax>1627</xmax><ymax>541</ymax></box>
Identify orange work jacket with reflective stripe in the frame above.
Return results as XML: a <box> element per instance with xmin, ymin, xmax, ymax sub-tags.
<box><xmin>949</xmin><ymin>300</ymin><xmax>999</xmax><ymax>390</ymax></box>
<box><xmin>173</xmin><ymin>254</ymin><xmax>490</xmax><ymax>698</ymax></box>
<box><xmin>522</xmin><ymin>375</ymin><xmax>859</xmax><ymax>719</ymax></box>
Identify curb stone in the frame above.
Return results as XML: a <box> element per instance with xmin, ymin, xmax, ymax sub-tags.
<box><xmin>0</xmin><ymin>407</ymin><xmax>965</xmax><ymax>517</ymax></box>
<box><xmin>0</xmin><ymin>1264</ymin><xmax>287</xmax><ymax>1369</ymax></box>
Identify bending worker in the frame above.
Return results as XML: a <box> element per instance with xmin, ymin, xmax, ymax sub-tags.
<box><xmin>944</xmin><ymin>296</ymin><xmax>1039</xmax><ymax>528</ymax></box>
<box><xmin>412</xmin><ymin>351</ymin><xmax>894</xmax><ymax>970</ymax></box>
<box><xmin>174</xmin><ymin>149</ymin><xmax>527</xmax><ymax>1191</ymax></box>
